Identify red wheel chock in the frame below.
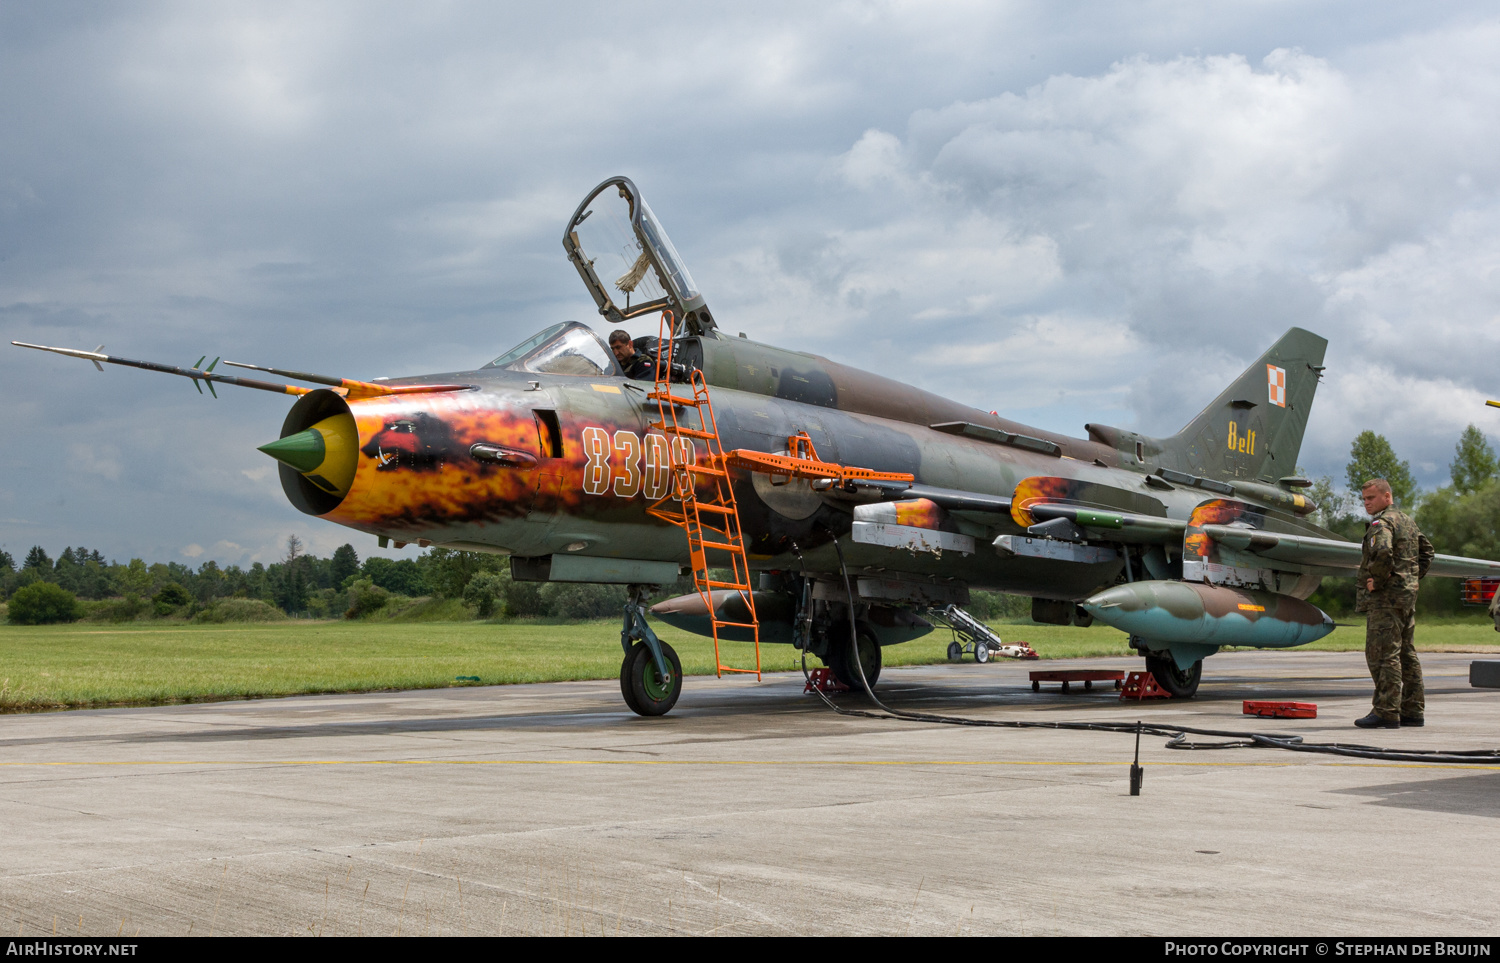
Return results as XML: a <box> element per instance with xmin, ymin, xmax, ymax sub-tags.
<box><xmin>1120</xmin><ymin>671</ymin><xmax>1172</xmax><ymax>700</ymax></box>
<box><xmin>804</xmin><ymin>667</ymin><xmax>849</xmax><ymax>694</ymax></box>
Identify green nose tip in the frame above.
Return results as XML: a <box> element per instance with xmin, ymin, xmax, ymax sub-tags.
<box><xmin>258</xmin><ymin>429</ymin><xmax>326</xmax><ymax>473</ymax></box>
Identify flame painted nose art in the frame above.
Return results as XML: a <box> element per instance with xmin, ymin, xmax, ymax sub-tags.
<box><xmin>258</xmin><ymin>412</ymin><xmax>359</xmax><ymax>496</ymax></box>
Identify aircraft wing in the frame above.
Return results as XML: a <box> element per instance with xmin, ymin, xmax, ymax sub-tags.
<box><xmin>1201</xmin><ymin>524</ymin><xmax>1500</xmax><ymax>577</ymax></box>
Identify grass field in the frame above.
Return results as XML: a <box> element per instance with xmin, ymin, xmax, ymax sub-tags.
<box><xmin>2</xmin><ymin>613</ymin><xmax>1497</xmax><ymax>712</ymax></box>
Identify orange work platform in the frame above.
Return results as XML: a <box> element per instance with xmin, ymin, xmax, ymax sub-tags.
<box><xmin>724</xmin><ymin>434</ymin><xmax>915</xmax><ymax>487</ymax></box>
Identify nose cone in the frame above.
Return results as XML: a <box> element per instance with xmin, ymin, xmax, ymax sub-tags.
<box><xmin>259</xmin><ymin>412</ymin><xmax>358</xmax><ymax>496</ymax></box>
<box><xmin>259</xmin><ymin>429</ymin><xmax>325</xmax><ymax>473</ymax></box>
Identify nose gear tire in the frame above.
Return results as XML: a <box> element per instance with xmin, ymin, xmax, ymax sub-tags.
<box><xmin>623</xmin><ymin>641</ymin><xmax>683</xmax><ymax>716</ymax></box>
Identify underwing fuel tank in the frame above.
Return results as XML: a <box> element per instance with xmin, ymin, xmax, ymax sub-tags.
<box><xmin>1080</xmin><ymin>581</ymin><xmax>1334</xmax><ymax>648</ymax></box>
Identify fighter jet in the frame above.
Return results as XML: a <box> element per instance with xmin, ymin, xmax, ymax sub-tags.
<box><xmin>17</xmin><ymin>176</ymin><xmax>1500</xmax><ymax>715</ymax></box>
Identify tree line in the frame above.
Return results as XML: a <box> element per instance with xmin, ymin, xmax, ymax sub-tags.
<box><xmin>0</xmin><ymin>535</ymin><xmax>647</xmax><ymax>624</ymax></box>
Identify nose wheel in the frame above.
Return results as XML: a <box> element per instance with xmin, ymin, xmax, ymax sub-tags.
<box><xmin>621</xmin><ymin>641</ymin><xmax>682</xmax><ymax>716</ymax></box>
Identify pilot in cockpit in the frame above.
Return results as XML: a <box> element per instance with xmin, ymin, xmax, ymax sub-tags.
<box><xmin>609</xmin><ymin>329</ymin><xmax>655</xmax><ymax>380</ymax></box>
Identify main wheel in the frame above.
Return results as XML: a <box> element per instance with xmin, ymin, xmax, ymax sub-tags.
<box><xmin>623</xmin><ymin>642</ymin><xmax>683</xmax><ymax>716</ymax></box>
<box><xmin>947</xmin><ymin>641</ymin><xmax>963</xmax><ymax>662</ymax></box>
<box><xmin>1144</xmin><ymin>654</ymin><xmax>1202</xmax><ymax>698</ymax></box>
<box><xmin>974</xmin><ymin>642</ymin><xmax>990</xmax><ymax>664</ymax></box>
<box><xmin>828</xmin><ymin>623</ymin><xmax>882</xmax><ymax>691</ymax></box>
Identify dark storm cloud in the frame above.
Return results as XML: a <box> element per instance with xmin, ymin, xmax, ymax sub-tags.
<box><xmin>2</xmin><ymin>1</ymin><xmax>1496</xmax><ymax>563</ymax></box>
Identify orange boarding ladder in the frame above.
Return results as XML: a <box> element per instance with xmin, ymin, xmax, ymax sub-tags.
<box><xmin>644</xmin><ymin>312</ymin><xmax>761</xmax><ymax>680</ymax></box>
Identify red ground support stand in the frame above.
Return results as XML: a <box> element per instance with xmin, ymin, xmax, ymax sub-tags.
<box><xmin>1461</xmin><ymin>577</ymin><xmax>1498</xmax><ymax>605</ymax></box>
<box><xmin>1119</xmin><ymin>671</ymin><xmax>1172</xmax><ymax>700</ymax></box>
<box><xmin>1243</xmin><ymin>700</ymin><xmax>1317</xmax><ymax>719</ymax></box>
<box><xmin>804</xmin><ymin>667</ymin><xmax>849</xmax><ymax>694</ymax></box>
<box><xmin>1028</xmin><ymin>669</ymin><xmax>1125</xmax><ymax>693</ymax></box>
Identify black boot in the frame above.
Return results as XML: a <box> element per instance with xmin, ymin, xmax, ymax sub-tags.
<box><xmin>1355</xmin><ymin>711</ymin><xmax>1400</xmax><ymax>729</ymax></box>
<box><xmin>1400</xmin><ymin>715</ymin><xmax>1425</xmax><ymax>727</ymax></box>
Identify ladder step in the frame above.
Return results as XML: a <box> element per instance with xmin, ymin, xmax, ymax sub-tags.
<box><xmin>690</xmin><ymin>539</ymin><xmax>740</xmax><ymax>552</ymax></box>
<box><xmin>684</xmin><ymin>464</ymin><xmax>727</xmax><ymax>476</ymax></box>
<box><xmin>704</xmin><ymin>579</ymin><xmax>753</xmax><ymax>590</ymax></box>
<box><xmin>648</xmin><ymin>392</ymin><xmax>701</xmax><ymax>406</ymax></box>
<box><xmin>690</xmin><ymin>503</ymin><xmax>736</xmax><ymax>515</ymax></box>
<box><xmin>713</xmin><ymin>621</ymin><xmax>759</xmax><ymax>629</ymax></box>
<box><xmin>717</xmin><ymin>666</ymin><xmax>761</xmax><ymax>676</ymax></box>
<box><xmin>659</xmin><ymin>426</ymin><xmax>717</xmax><ymax>440</ymax></box>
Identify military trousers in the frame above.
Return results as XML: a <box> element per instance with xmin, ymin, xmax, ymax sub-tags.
<box><xmin>1364</xmin><ymin>606</ymin><xmax>1424</xmax><ymax>720</ymax></box>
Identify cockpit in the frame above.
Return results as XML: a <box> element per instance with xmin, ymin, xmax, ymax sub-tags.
<box><xmin>485</xmin><ymin>176</ymin><xmax>721</xmax><ymax>383</ymax></box>
<box><xmin>483</xmin><ymin>321</ymin><xmax>621</xmax><ymax>377</ymax></box>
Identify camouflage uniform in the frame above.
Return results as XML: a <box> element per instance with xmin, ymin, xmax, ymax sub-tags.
<box><xmin>620</xmin><ymin>350</ymin><xmax>655</xmax><ymax>381</ymax></box>
<box><xmin>1489</xmin><ymin>583</ymin><xmax>1500</xmax><ymax>633</ymax></box>
<box><xmin>1356</xmin><ymin>507</ymin><xmax>1435</xmax><ymax>721</ymax></box>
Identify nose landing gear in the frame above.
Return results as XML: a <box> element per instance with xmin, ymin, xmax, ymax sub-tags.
<box><xmin>621</xmin><ymin>584</ymin><xmax>683</xmax><ymax>716</ymax></box>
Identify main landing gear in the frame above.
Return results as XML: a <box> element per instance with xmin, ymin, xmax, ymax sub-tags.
<box><xmin>620</xmin><ymin>585</ymin><xmax>683</xmax><ymax>716</ymax></box>
<box><xmin>826</xmin><ymin>622</ymin><xmax>882</xmax><ymax>691</ymax></box>
<box><xmin>1144</xmin><ymin>653</ymin><xmax>1202</xmax><ymax>698</ymax></box>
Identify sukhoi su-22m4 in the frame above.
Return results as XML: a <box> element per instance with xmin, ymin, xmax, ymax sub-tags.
<box><xmin>17</xmin><ymin>177</ymin><xmax>1500</xmax><ymax>715</ymax></box>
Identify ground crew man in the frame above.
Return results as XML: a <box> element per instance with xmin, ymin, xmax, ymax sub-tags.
<box><xmin>609</xmin><ymin>329</ymin><xmax>654</xmax><ymax>380</ymax></box>
<box><xmin>1354</xmin><ymin>478</ymin><xmax>1435</xmax><ymax>728</ymax></box>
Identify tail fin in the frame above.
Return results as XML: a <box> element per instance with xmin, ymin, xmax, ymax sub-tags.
<box><xmin>1151</xmin><ymin>327</ymin><xmax>1327</xmax><ymax>483</ymax></box>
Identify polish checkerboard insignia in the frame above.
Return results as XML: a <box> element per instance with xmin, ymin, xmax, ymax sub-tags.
<box><xmin>1267</xmin><ymin>364</ymin><xmax>1286</xmax><ymax>407</ymax></box>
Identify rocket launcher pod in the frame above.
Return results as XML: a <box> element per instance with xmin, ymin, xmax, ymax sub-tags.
<box><xmin>258</xmin><ymin>412</ymin><xmax>358</xmax><ymax>497</ymax></box>
<box><xmin>1080</xmin><ymin>580</ymin><xmax>1334</xmax><ymax>648</ymax></box>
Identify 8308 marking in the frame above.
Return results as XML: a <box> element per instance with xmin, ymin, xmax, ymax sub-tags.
<box><xmin>579</xmin><ymin>427</ymin><xmax>695</xmax><ymax>500</ymax></box>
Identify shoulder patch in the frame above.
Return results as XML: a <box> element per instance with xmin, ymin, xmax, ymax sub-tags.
<box><xmin>1369</xmin><ymin>520</ymin><xmax>1383</xmax><ymax>528</ymax></box>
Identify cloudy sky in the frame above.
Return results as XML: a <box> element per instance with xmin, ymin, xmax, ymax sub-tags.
<box><xmin>3</xmin><ymin>1</ymin><xmax>1499</xmax><ymax>567</ymax></box>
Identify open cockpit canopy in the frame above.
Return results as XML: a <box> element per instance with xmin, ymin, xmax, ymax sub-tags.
<box><xmin>484</xmin><ymin>321</ymin><xmax>621</xmax><ymax>377</ymax></box>
<box><xmin>563</xmin><ymin>176</ymin><xmax>719</xmax><ymax>338</ymax></box>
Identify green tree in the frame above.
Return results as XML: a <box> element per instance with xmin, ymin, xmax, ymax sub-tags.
<box><xmin>362</xmin><ymin>557</ymin><xmax>427</xmax><ymax>596</ymax></box>
<box><xmin>273</xmin><ymin>535</ymin><xmax>310</xmax><ymax>613</ymax></box>
<box><xmin>1416</xmin><ymin>482</ymin><xmax>1500</xmax><ymax>562</ymax></box>
<box><xmin>1345</xmin><ymin>431</ymin><xmax>1417</xmax><ymax>508</ymax></box>
<box><xmin>1304</xmin><ymin>475</ymin><xmax>1363</xmax><ymax>539</ymax></box>
<box><xmin>23</xmin><ymin>546</ymin><xmax>51</xmax><ymax>571</ymax></box>
<box><xmin>0</xmin><ymin>549</ymin><xmax>13</xmax><ymax>572</ymax></box>
<box><xmin>344</xmin><ymin>578</ymin><xmax>390</xmax><ymax>618</ymax></box>
<box><xmin>330</xmin><ymin>544</ymin><xmax>360</xmax><ymax>589</ymax></box>
<box><xmin>539</xmin><ymin>581</ymin><xmax>626</xmax><ymax>620</ymax></box>
<box><xmin>117</xmin><ymin>559</ymin><xmax>154</xmax><ymax>600</ymax></box>
<box><xmin>463</xmin><ymin>571</ymin><xmax>508</xmax><ymax>617</ymax></box>
<box><xmin>152</xmin><ymin>582</ymin><xmax>193</xmax><ymax>616</ymax></box>
<box><xmin>419</xmin><ymin>548</ymin><xmax>504</xmax><ymax>599</ymax></box>
<box><xmin>7</xmin><ymin>582</ymin><xmax>82</xmax><ymax>624</ymax></box>
<box><xmin>1450</xmin><ymin>424</ymin><xmax>1497</xmax><ymax>495</ymax></box>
